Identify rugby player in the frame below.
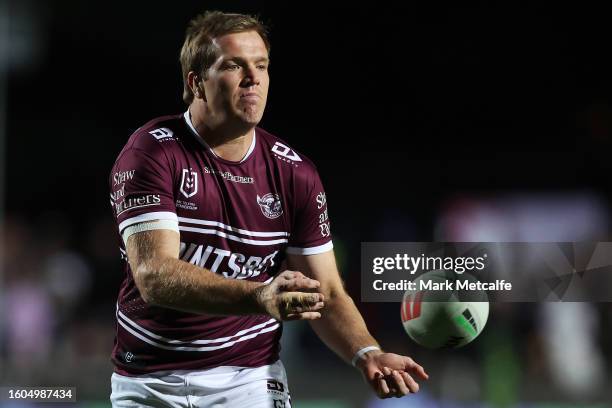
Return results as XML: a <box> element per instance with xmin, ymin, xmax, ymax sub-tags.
<box><xmin>108</xmin><ymin>11</ymin><xmax>428</xmax><ymax>407</ymax></box>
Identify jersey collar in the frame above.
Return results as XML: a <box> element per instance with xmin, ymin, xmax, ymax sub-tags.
<box><xmin>183</xmin><ymin>110</ymin><xmax>256</xmax><ymax>164</ymax></box>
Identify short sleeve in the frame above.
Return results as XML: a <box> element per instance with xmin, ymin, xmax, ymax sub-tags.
<box><xmin>286</xmin><ymin>168</ymin><xmax>333</xmax><ymax>255</ymax></box>
<box><xmin>110</xmin><ymin>146</ymin><xmax>177</xmax><ymax>237</ymax></box>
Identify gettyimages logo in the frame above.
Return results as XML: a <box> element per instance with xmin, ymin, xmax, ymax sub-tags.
<box><xmin>372</xmin><ymin>253</ymin><xmax>488</xmax><ymax>275</ymax></box>
<box><xmin>180</xmin><ymin>169</ymin><xmax>198</xmax><ymax>198</ymax></box>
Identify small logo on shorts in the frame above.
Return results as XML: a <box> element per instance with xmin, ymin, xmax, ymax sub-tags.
<box><xmin>257</xmin><ymin>194</ymin><xmax>283</xmax><ymax>219</ymax></box>
<box><xmin>267</xmin><ymin>380</ymin><xmax>286</xmax><ymax>400</ymax></box>
<box><xmin>124</xmin><ymin>352</ymin><xmax>135</xmax><ymax>363</ymax></box>
<box><xmin>267</xmin><ymin>380</ymin><xmax>284</xmax><ymax>393</ymax></box>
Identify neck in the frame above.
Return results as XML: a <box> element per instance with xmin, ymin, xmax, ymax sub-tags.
<box><xmin>189</xmin><ymin>104</ymin><xmax>255</xmax><ymax>162</ymax></box>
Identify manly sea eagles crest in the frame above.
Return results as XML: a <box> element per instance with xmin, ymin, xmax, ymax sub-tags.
<box><xmin>257</xmin><ymin>193</ymin><xmax>283</xmax><ymax>219</ymax></box>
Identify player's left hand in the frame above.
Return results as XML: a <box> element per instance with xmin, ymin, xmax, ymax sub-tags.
<box><xmin>356</xmin><ymin>351</ymin><xmax>429</xmax><ymax>399</ymax></box>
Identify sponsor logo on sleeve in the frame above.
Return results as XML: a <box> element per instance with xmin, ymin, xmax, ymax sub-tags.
<box><xmin>316</xmin><ymin>191</ymin><xmax>331</xmax><ymax>237</ymax></box>
<box><xmin>319</xmin><ymin>208</ymin><xmax>329</xmax><ymax>225</ymax></box>
<box><xmin>271</xmin><ymin>142</ymin><xmax>301</xmax><ymax>166</ymax></box>
<box><xmin>110</xmin><ymin>184</ymin><xmax>125</xmax><ymax>202</ymax></box>
<box><xmin>319</xmin><ymin>222</ymin><xmax>331</xmax><ymax>237</ymax></box>
<box><xmin>316</xmin><ymin>192</ymin><xmax>326</xmax><ymax>209</ymax></box>
<box><xmin>257</xmin><ymin>193</ymin><xmax>283</xmax><ymax>219</ymax></box>
<box><xmin>113</xmin><ymin>170</ymin><xmax>135</xmax><ymax>186</ymax></box>
<box><xmin>149</xmin><ymin>127</ymin><xmax>174</xmax><ymax>141</ymax></box>
<box><xmin>114</xmin><ymin>193</ymin><xmax>161</xmax><ymax>216</ymax></box>
<box><xmin>180</xmin><ymin>169</ymin><xmax>198</xmax><ymax>198</ymax></box>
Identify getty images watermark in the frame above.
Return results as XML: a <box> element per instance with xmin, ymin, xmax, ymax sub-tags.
<box><xmin>361</xmin><ymin>242</ymin><xmax>612</xmax><ymax>302</ymax></box>
<box><xmin>371</xmin><ymin>252</ymin><xmax>511</xmax><ymax>292</ymax></box>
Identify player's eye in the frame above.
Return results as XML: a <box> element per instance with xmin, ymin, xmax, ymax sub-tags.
<box><xmin>224</xmin><ymin>64</ymin><xmax>240</xmax><ymax>71</ymax></box>
<box><xmin>257</xmin><ymin>64</ymin><xmax>268</xmax><ymax>71</ymax></box>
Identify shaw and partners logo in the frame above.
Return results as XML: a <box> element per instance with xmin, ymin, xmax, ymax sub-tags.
<box><xmin>257</xmin><ymin>193</ymin><xmax>283</xmax><ymax>219</ymax></box>
<box><xmin>180</xmin><ymin>169</ymin><xmax>198</xmax><ymax>198</ymax></box>
<box><xmin>115</xmin><ymin>194</ymin><xmax>161</xmax><ymax>216</ymax></box>
<box><xmin>113</xmin><ymin>170</ymin><xmax>135</xmax><ymax>186</ymax></box>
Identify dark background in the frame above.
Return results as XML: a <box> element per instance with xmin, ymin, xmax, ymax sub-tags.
<box><xmin>3</xmin><ymin>2</ymin><xmax>612</xmax><ymax>406</ymax></box>
<box><xmin>8</xmin><ymin>2</ymin><xmax>612</xmax><ymax>235</ymax></box>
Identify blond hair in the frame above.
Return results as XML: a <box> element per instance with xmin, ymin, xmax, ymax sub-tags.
<box><xmin>179</xmin><ymin>11</ymin><xmax>270</xmax><ymax>104</ymax></box>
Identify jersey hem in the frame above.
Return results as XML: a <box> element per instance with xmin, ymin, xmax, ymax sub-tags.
<box><xmin>112</xmin><ymin>356</ymin><xmax>281</xmax><ymax>377</ymax></box>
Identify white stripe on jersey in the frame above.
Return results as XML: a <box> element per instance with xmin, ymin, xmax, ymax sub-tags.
<box><xmin>118</xmin><ymin>320</ymin><xmax>279</xmax><ymax>352</ymax></box>
<box><xmin>178</xmin><ymin>226</ymin><xmax>289</xmax><ymax>246</ymax></box>
<box><xmin>178</xmin><ymin>216</ymin><xmax>290</xmax><ymax>238</ymax></box>
<box><xmin>118</xmin><ymin>211</ymin><xmax>178</xmax><ymax>233</ymax></box>
<box><xmin>118</xmin><ymin>310</ymin><xmax>277</xmax><ymax>345</ymax></box>
<box><xmin>117</xmin><ymin>309</ymin><xmax>279</xmax><ymax>351</ymax></box>
<box><xmin>286</xmin><ymin>241</ymin><xmax>334</xmax><ymax>255</ymax></box>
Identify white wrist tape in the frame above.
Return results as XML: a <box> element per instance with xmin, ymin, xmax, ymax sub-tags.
<box><xmin>351</xmin><ymin>346</ymin><xmax>381</xmax><ymax>367</ymax></box>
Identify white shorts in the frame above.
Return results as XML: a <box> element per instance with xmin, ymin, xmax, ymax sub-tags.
<box><xmin>110</xmin><ymin>360</ymin><xmax>291</xmax><ymax>408</ymax></box>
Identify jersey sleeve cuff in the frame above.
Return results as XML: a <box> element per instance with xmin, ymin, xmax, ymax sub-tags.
<box><xmin>118</xmin><ymin>211</ymin><xmax>178</xmax><ymax>234</ymax></box>
<box><xmin>286</xmin><ymin>241</ymin><xmax>333</xmax><ymax>255</ymax></box>
<box><xmin>122</xmin><ymin>219</ymin><xmax>180</xmax><ymax>246</ymax></box>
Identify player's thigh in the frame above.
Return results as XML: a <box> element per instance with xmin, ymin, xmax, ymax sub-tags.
<box><xmin>237</xmin><ymin>377</ymin><xmax>291</xmax><ymax>408</ymax></box>
<box><xmin>189</xmin><ymin>361</ymin><xmax>291</xmax><ymax>408</ymax></box>
<box><xmin>234</xmin><ymin>361</ymin><xmax>291</xmax><ymax>408</ymax></box>
<box><xmin>189</xmin><ymin>378</ymin><xmax>291</xmax><ymax>408</ymax></box>
<box><xmin>110</xmin><ymin>372</ymin><xmax>188</xmax><ymax>408</ymax></box>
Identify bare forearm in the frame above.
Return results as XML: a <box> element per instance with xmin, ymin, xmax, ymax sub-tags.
<box><xmin>138</xmin><ymin>257</ymin><xmax>263</xmax><ymax>315</ymax></box>
<box><xmin>309</xmin><ymin>291</ymin><xmax>380</xmax><ymax>364</ymax></box>
<box><xmin>127</xmin><ymin>230</ymin><xmax>323</xmax><ymax>320</ymax></box>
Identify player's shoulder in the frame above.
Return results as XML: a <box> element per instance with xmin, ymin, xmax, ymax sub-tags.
<box><xmin>112</xmin><ymin>113</ymin><xmax>186</xmax><ymax>171</ymax></box>
<box><xmin>123</xmin><ymin>113</ymin><xmax>185</xmax><ymax>152</ymax></box>
<box><xmin>256</xmin><ymin>127</ymin><xmax>318</xmax><ymax>176</ymax></box>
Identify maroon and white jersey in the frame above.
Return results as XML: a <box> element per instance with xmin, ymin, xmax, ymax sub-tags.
<box><xmin>109</xmin><ymin>112</ymin><xmax>332</xmax><ymax>376</ymax></box>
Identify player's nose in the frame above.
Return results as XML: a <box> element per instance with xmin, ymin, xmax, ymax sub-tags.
<box><xmin>241</xmin><ymin>66</ymin><xmax>261</xmax><ymax>87</ymax></box>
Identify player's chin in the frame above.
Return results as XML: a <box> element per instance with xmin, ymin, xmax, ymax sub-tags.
<box><xmin>238</xmin><ymin>108</ymin><xmax>264</xmax><ymax>126</ymax></box>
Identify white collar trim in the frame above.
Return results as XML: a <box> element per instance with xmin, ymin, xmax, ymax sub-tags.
<box><xmin>183</xmin><ymin>110</ymin><xmax>256</xmax><ymax>163</ymax></box>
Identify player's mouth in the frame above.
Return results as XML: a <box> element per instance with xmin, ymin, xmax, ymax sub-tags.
<box><xmin>240</xmin><ymin>93</ymin><xmax>260</xmax><ymax>103</ymax></box>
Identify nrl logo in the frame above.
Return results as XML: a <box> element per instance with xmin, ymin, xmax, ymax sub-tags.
<box><xmin>180</xmin><ymin>169</ymin><xmax>198</xmax><ymax>198</ymax></box>
<box><xmin>257</xmin><ymin>193</ymin><xmax>283</xmax><ymax>219</ymax></box>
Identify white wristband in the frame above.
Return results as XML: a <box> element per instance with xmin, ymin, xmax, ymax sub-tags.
<box><xmin>351</xmin><ymin>346</ymin><xmax>381</xmax><ymax>367</ymax></box>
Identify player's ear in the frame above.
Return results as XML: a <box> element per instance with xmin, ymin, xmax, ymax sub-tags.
<box><xmin>188</xmin><ymin>71</ymin><xmax>206</xmax><ymax>101</ymax></box>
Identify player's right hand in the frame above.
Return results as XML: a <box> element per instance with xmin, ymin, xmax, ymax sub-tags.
<box><xmin>255</xmin><ymin>270</ymin><xmax>325</xmax><ymax>321</ymax></box>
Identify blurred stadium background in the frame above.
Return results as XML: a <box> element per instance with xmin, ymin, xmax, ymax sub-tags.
<box><xmin>2</xmin><ymin>1</ymin><xmax>612</xmax><ymax>407</ymax></box>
